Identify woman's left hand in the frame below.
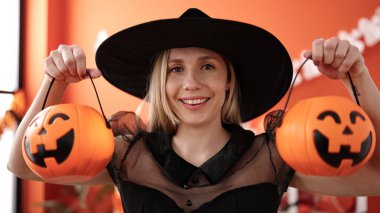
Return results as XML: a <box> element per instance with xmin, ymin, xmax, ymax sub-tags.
<box><xmin>303</xmin><ymin>37</ymin><xmax>368</xmax><ymax>79</ymax></box>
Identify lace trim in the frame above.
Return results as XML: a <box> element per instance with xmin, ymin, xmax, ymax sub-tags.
<box><xmin>264</xmin><ymin>110</ymin><xmax>295</xmax><ymax>195</ymax></box>
<box><xmin>107</xmin><ymin>111</ymin><xmax>145</xmax><ymax>185</ymax></box>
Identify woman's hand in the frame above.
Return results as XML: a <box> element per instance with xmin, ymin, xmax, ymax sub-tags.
<box><xmin>44</xmin><ymin>44</ymin><xmax>101</xmax><ymax>83</ymax></box>
<box><xmin>303</xmin><ymin>37</ymin><xmax>368</xmax><ymax>79</ymax></box>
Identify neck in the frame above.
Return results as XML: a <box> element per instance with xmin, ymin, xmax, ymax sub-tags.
<box><xmin>172</xmin><ymin>120</ymin><xmax>231</xmax><ymax>167</ymax></box>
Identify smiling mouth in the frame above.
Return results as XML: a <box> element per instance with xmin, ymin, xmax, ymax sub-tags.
<box><xmin>180</xmin><ymin>98</ymin><xmax>210</xmax><ymax>105</ymax></box>
<box><xmin>313</xmin><ymin>129</ymin><xmax>373</xmax><ymax>167</ymax></box>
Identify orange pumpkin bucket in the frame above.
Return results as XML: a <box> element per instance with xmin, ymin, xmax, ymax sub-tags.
<box><xmin>22</xmin><ymin>76</ymin><xmax>114</xmax><ymax>183</ymax></box>
<box><xmin>276</xmin><ymin>96</ymin><xmax>376</xmax><ymax>176</ymax></box>
<box><xmin>22</xmin><ymin>104</ymin><xmax>114</xmax><ymax>182</ymax></box>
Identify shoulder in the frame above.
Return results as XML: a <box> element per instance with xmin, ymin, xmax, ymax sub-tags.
<box><xmin>108</xmin><ymin>111</ymin><xmax>145</xmax><ymax>137</ymax></box>
<box><xmin>107</xmin><ymin>111</ymin><xmax>147</xmax><ymax>166</ymax></box>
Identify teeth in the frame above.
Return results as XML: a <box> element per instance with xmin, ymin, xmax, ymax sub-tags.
<box><xmin>182</xmin><ymin>98</ymin><xmax>208</xmax><ymax>105</ymax></box>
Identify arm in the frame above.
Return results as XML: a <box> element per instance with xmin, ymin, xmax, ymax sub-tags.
<box><xmin>7</xmin><ymin>45</ymin><xmax>108</xmax><ymax>185</ymax></box>
<box><xmin>290</xmin><ymin>37</ymin><xmax>380</xmax><ymax>196</ymax></box>
<box><xmin>8</xmin><ymin>76</ymin><xmax>68</xmax><ymax>180</ymax></box>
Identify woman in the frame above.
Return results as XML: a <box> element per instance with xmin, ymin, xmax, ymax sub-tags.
<box><xmin>8</xmin><ymin>8</ymin><xmax>380</xmax><ymax>212</ymax></box>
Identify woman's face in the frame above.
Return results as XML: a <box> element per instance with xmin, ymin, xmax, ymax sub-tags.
<box><xmin>166</xmin><ymin>47</ymin><xmax>230</xmax><ymax>127</ymax></box>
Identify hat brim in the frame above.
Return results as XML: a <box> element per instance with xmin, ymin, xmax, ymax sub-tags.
<box><xmin>96</xmin><ymin>18</ymin><xmax>293</xmax><ymax>122</ymax></box>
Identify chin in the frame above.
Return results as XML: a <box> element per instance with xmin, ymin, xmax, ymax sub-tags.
<box><xmin>181</xmin><ymin>119</ymin><xmax>207</xmax><ymax>127</ymax></box>
<box><xmin>180</xmin><ymin>115</ymin><xmax>219</xmax><ymax>127</ymax></box>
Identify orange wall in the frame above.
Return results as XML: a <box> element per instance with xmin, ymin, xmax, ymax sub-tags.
<box><xmin>22</xmin><ymin>0</ymin><xmax>380</xmax><ymax>212</ymax></box>
<box><xmin>35</xmin><ymin>0</ymin><xmax>380</xmax><ymax>116</ymax></box>
<box><xmin>24</xmin><ymin>2</ymin><xmax>380</xmax><ymax>122</ymax></box>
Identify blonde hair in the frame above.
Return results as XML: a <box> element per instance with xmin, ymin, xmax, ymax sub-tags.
<box><xmin>144</xmin><ymin>49</ymin><xmax>241</xmax><ymax>133</ymax></box>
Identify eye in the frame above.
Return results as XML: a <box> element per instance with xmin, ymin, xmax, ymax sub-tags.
<box><xmin>317</xmin><ymin>110</ymin><xmax>341</xmax><ymax>124</ymax></box>
<box><xmin>350</xmin><ymin>111</ymin><xmax>365</xmax><ymax>124</ymax></box>
<box><xmin>201</xmin><ymin>64</ymin><xmax>215</xmax><ymax>71</ymax></box>
<box><xmin>169</xmin><ymin>66</ymin><xmax>183</xmax><ymax>73</ymax></box>
<box><xmin>48</xmin><ymin>113</ymin><xmax>69</xmax><ymax>124</ymax></box>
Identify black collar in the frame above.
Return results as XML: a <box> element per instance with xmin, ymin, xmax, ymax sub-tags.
<box><xmin>146</xmin><ymin>124</ymin><xmax>255</xmax><ymax>186</ymax></box>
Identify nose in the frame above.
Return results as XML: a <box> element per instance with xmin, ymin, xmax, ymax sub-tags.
<box><xmin>342</xmin><ymin>126</ymin><xmax>353</xmax><ymax>135</ymax></box>
<box><xmin>183</xmin><ymin>71</ymin><xmax>202</xmax><ymax>90</ymax></box>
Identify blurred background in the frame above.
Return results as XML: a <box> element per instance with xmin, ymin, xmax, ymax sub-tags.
<box><xmin>1</xmin><ymin>0</ymin><xmax>380</xmax><ymax>212</ymax></box>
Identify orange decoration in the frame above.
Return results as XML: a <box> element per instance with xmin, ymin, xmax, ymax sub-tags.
<box><xmin>22</xmin><ymin>104</ymin><xmax>114</xmax><ymax>183</ymax></box>
<box><xmin>0</xmin><ymin>90</ymin><xmax>26</xmax><ymax>134</ymax></box>
<box><xmin>112</xmin><ymin>186</ymin><xmax>123</xmax><ymax>213</ymax></box>
<box><xmin>11</xmin><ymin>90</ymin><xmax>27</xmax><ymax>118</ymax></box>
<box><xmin>276</xmin><ymin>96</ymin><xmax>376</xmax><ymax>176</ymax></box>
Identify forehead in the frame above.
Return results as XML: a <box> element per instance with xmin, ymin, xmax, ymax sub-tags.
<box><xmin>168</xmin><ymin>47</ymin><xmax>224</xmax><ymax>61</ymax></box>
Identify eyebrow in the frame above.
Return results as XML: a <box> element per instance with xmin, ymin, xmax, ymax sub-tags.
<box><xmin>168</xmin><ymin>55</ymin><xmax>219</xmax><ymax>63</ymax></box>
<box><xmin>168</xmin><ymin>58</ymin><xmax>183</xmax><ymax>63</ymax></box>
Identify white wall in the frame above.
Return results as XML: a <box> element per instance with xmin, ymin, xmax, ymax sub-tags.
<box><xmin>0</xmin><ymin>1</ymin><xmax>20</xmax><ymax>212</ymax></box>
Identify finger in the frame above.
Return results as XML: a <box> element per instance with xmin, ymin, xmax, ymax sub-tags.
<box><xmin>50</xmin><ymin>50</ymin><xmax>70</xmax><ymax>78</ymax></box>
<box><xmin>60</xmin><ymin>45</ymin><xmax>77</xmax><ymax>76</ymax></box>
<box><xmin>312</xmin><ymin>38</ymin><xmax>324</xmax><ymax>66</ymax></box>
<box><xmin>44</xmin><ymin>57</ymin><xmax>65</xmax><ymax>80</ymax></box>
<box><xmin>86</xmin><ymin>68</ymin><xmax>102</xmax><ymax>79</ymax></box>
<box><xmin>64</xmin><ymin>75</ymin><xmax>82</xmax><ymax>83</ymax></box>
<box><xmin>331</xmin><ymin>40</ymin><xmax>350</xmax><ymax>69</ymax></box>
<box><xmin>337</xmin><ymin>46</ymin><xmax>357</xmax><ymax>73</ymax></box>
<box><xmin>72</xmin><ymin>45</ymin><xmax>87</xmax><ymax>79</ymax></box>
<box><xmin>303</xmin><ymin>50</ymin><xmax>312</xmax><ymax>59</ymax></box>
<box><xmin>323</xmin><ymin>37</ymin><xmax>338</xmax><ymax>65</ymax></box>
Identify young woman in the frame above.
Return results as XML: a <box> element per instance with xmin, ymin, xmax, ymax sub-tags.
<box><xmin>8</xmin><ymin>8</ymin><xmax>380</xmax><ymax>213</ymax></box>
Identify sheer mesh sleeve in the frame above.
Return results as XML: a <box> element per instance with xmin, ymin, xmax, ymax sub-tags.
<box><xmin>264</xmin><ymin>110</ymin><xmax>295</xmax><ymax>195</ymax></box>
<box><xmin>106</xmin><ymin>111</ymin><xmax>145</xmax><ymax>186</ymax></box>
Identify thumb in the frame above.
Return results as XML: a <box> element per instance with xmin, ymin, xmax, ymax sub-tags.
<box><xmin>303</xmin><ymin>50</ymin><xmax>312</xmax><ymax>59</ymax></box>
<box><xmin>86</xmin><ymin>68</ymin><xmax>102</xmax><ymax>79</ymax></box>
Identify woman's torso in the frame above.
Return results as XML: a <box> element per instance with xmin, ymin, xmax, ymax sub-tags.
<box><xmin>107</xmin><ymin>112</ymin><xmax>294</xmax><ymax>213</ymax></box>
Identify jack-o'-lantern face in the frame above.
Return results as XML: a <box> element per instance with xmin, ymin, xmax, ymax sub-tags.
<box><xmin>22</xmin><ymin>104</ymin><xmax>114</xmax><ymax>183</ymax></box>
<box><xmin>313</xmin><ymin>110</ymin><xmax>373</xmax><ymax>168</ymax></box>
<box><xmin>276</xmin><ymin>96</ymin><xmax>376</xmax><ymax>176</ymax></box>
<box><xmin>24</xmin><ymin>113</ymin><xmax>74</xmax><ymax>167</ymax></box>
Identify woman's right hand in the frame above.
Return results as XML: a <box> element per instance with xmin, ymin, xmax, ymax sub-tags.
<box><xmin>44</xmin><ymin>44</ymin><xmax>102</xmax><ymax>83</ymax></box>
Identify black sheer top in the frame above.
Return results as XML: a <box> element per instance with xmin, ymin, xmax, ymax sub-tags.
<box><xmin>106</xmin><ymin>111</ymin><xmax>294</xmax><ymax>213</ymax></box>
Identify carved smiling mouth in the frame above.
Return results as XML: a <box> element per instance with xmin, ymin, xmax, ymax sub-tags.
<box><xmin>24</xmin><ymin>129</ymin><xmax>74</xmax><ymax>168</ymax></box>
<box><xmin>313</xmin><ymin>130</ymin><xmax>373</xmax><ymax>168</ymax></box>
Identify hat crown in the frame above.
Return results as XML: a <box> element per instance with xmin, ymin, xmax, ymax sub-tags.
<box><xmin>180</xmin><ymin>8</ymin><xmax>210</xmax><ymax>18</ymax></box>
